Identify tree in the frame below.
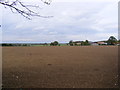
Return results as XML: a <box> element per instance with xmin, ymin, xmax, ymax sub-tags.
<box><xmin>107</xmin><ymin>36</ymin><xmax>117</xmax><ymax>45</ymax></box>
<box><xmin>81</xmin><ymin>41</ymin><xmax>84</xmax><ymax>46</ymax></box>
<box><xmin>53</xmin><ymin>41</ymin><xmax>59</xmax><ymax>46</ymax></box>
<box><xmin>0</xmin><ymin>0</ymin><xmax>52</xmax><ymax>19</ymax></box>
<box><xmin>69</xmin><ymin>40</ymin><xmax>73</xmax><ymax>46</ymax></box>
<box><xmin>81</xmin><ymin>40</ymin><xmax>90</xmax><ymax>46</ymax></box>
<box><xmin>50</xmin><ymin>41</ymin><xmax>59</xmax><ymax>46</ymax></box>
<box><xmin>84</xmin><ymin>40</ymin><xmax>90</xmax><ymax>45</ymax></box>
<box><xmin>50</xmin><ymin>42</ymin><xmax>54</xmax><ymax>46</ymax></box>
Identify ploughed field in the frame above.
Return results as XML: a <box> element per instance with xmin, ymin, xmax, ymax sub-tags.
<box><xmin>2</xmin><ymin>46</ymin><xmax>118</xmax><ymax>88</ymax></box>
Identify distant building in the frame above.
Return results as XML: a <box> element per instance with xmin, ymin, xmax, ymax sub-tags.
<box><xmin>91</xmin><ymin>42</ymin><xmax>99</xmax><ymax>46</ymax></box>
<box><xmin>73</xmin><ymin>41</ymin><xmax>82</xmax><ymax>46</ymax></box>
<box><xmin>97</xmin><ymin>41</ymin><xmax>107</xmax><ymax>45</ymax></box>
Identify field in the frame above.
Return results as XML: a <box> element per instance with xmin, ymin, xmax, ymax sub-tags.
<box><xmin>2</xmin><ymin>46</ymin><xmax>118</xmax><ymax>88</ymax></box>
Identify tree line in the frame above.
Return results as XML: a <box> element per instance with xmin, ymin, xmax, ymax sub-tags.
<box><xmin>1</xmin><ymin>36</ymin><xmax>120</xmax><ymax>46</ymax></box>
<box><xmin>49</xmin><ymin>36</ymin><xmax>120</xmax><ymax>46</ymax></box>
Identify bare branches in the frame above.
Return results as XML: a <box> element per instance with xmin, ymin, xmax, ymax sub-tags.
<box><xmin>41</xmin><ymin>0</ymin><xmax>52</xmax><ymax>5</ymax></box>
<box><xmin>0</xmin><ymin>0</ymin><xmax>52</xmax><ymax>19</ymax></box>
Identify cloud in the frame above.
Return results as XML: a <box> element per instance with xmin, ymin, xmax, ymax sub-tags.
<box><xmin>90</xmin><ymin>2</ymin><xmax>118</xmax><ymax>32</ymax></box>
<box><xmin>2</xmin><ymin>1</ymin><xmax>118</xmax><ymax>43</ymax></box>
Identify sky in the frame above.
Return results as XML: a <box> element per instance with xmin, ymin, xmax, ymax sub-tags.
<box><xmin>1</xmin><ymin>0</ymin><xmax>119</xmax><ymax>43</ymax></box>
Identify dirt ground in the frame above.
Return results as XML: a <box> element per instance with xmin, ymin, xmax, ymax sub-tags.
<box><xmin>2</xmin><ymin>46</ymin><xmax>118</xmax><ymax>88</ymax></box>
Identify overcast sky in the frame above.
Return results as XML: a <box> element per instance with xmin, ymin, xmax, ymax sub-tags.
<box><xmin>2</xmin><ymin>0</ymin><xmax>118</xmax><ymax>43</ymax></box>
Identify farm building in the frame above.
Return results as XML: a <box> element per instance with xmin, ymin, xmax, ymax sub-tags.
<box><xmin>91</xmin><ymin>42</ymin><xmax>99</xmax><ymax>46</ymax></box>
<box><xmin>97</xmin><ymin>41</ymin><xmax>107</xmax><ymax>45</ymax></box>
<box><xmin>73</xmin><ymin>41</ymin><xmax>82</xmax><ymax>46</ymax></box>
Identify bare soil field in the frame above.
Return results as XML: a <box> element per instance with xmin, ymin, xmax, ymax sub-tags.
<box><xmin>2</xmin><ymin>46</ymin><xmax>118</xmax><ymax>88</ymax></box>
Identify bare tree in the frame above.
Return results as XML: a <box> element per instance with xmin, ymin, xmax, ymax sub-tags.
<box><xmin>0</xmin><ymin>0</ymin><xmax>52</xmax><ymax>19</ymax></box>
